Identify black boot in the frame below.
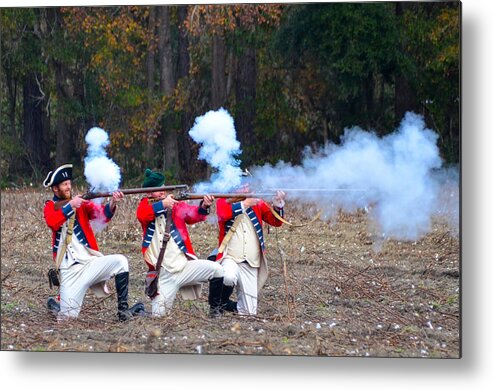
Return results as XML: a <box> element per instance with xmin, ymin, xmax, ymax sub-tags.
<box><xmin>128</xmin><ymin>302</ymin><xmax>146</xmax><ymax>316</ymax></box>
<box><xmin>221</xmin><ymin>284</ymin><xmax>238</xmax><ymax>313</ymax></box>
<box><xmin>47</xmin><ymin>296</ymin><xmax>60</xmax><ymax>316</ymax></box>
<box><xmin>115</xmin><ymin>272</ymin><xmax>145</xmax><ymax>321</ymax></box>
<box><xmin>208</xmin><ymin>277</ymin><xmax>224</xmax><ymax>318</ymax></box>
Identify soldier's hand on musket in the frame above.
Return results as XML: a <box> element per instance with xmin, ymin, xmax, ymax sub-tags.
<box><xmin>272</xmin><ymin>190</ymin><xmax>286</xmax><ymax>208</ymax></box>
<box><xmin>162</xmin><ymin>194</ymin><xmax>178</xmax><ymax>209</ymax></box>
<box><xmin>202</xmin><ymin>195</ymin><xmax>215</xmax><ymax>208</ymax></box>
<box><xmin>109</xmin><ymin>191</ymin><xmax>124</xmax><ymax>210</ymax></box>
<box><xmin>242</xmin><ymin>197</ymin><xmax>260</xmax><ymax>208</ymax></box>
<box><xmin>69</xmin><ymin>195</ymin><xmax>87</xmax><ymax>209</ymax></box>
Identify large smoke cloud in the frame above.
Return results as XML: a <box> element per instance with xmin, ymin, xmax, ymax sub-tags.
<box><xmin>249</xmin><ymin>112</ymin><xmax>457</xmax><ymax>241</ymax></box>
<box><xmin>189</xmin><ymin>109</ymin><xmax>459</xmax><ymax>241</ymax></box>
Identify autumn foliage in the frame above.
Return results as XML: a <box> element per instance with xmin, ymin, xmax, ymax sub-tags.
<box><xmin>0</xmin><ymin>3</ymin><xmax>459</xmax><ymax>186</ymax></box>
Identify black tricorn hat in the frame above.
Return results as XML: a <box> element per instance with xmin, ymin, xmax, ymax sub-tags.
<box><xmin>43</xmin><ymin>164</ymin><xmax>73</xmax><ymax>187</ymax></box>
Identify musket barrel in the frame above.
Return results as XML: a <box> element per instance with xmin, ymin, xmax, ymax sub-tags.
<box><xmin>119</xmin><ymin>185</ymin><xmax>188</xmax><ymax>195</ymax></box>
<box><xmin>174</xmin><ymin>188</ymin><xmax>366</xmax><ymax>202</ymax></box>
<box><xmin>176</xmin><ymin>192</ymin><xmax>276</xmax><ymax>200</ymax></box>
<box><xmin>264</xmin><ymin>188</ymin><xmax>366</xmax><ymax>192</ymax></box>
<box><xmin>83</xmin><ymin>184</ymin><xmax>189</xmax><ymax>200</ymax></box>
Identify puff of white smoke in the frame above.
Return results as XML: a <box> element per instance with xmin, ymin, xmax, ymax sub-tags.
<box><xmin>84</xmin><ymin>127</ymin><xmax>121</xmax><ymax>233</ymax></box>
<box><xmin>84</xmin><ymin>127</ymin><xmax>121</xmax><ymax>194</ymax></box>
<box><xmin>189</xmin><ymin>108</ymin><xmax>243</xmax><ymax>192</ymax></box>
<box><xmin>250</xmin><ymin>112</ymin><xmax>455</xmax><ymax>241</ymax></box>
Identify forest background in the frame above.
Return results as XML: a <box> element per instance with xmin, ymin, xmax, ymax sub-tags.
<box><xmin>0</xmin><ymin>1</ymin><xmax>459</xmax><ymax>188</ymax></box>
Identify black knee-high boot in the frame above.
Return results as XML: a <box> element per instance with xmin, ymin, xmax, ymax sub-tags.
<box><xmin>115</xmin><ymin>272</ymin><xmax>145</xmax><ymax>321</ymax></box>
<box><xmin>208</xmin><ymin>277</ymin><xmax>224</xmax><ymax>318</ymax></box>
<box><xmin>221</xmin><ymin>284</ymin><xmax>238</xmax><ymax>313</ymax></box>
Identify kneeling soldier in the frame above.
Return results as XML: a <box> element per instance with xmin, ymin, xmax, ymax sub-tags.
<box><xmin>136</xmin><ymin>169</ymin><xmax>224</xmax><ymax>317</ymax></box>
<box><xmin>215</xmin><ymin>190</ymin><xmax>286</xmax><ymax>316</ymax></box>
<box><xmin>43</xmin><ymin>164</ymin><xmax>144</xmax><ymax>321</ymax></box>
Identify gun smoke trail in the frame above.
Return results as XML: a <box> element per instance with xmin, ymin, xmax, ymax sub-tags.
<box><xmin>84</xmin><ymin>127</ymin><xmax>122</xmax><ymax>232</ymax></box>
<box><xmin>248</xmin><ymin>112</ymin><xmax>458</xmax><ymax>241</ymax></box>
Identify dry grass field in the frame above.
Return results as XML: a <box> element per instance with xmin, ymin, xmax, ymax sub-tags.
<box><xmin>1</xmin><ymin>188</ymin><xmax>460</xmax><ymax>357</ymax></box>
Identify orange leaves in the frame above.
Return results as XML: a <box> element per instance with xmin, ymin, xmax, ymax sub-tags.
<box><xmin>430</xmin><ymin>8</ymin><xmax>459</xmax><ymax>55</ymax></box>
<box><xmin>427</xmin><ymin>7</ymin><xmax>459</xmax><ymax>74</ymax></box>
<box><xmin>62</xmin><ymin>7</ymin><xmax>148</xmax><ymax>58</ymax></box>
<box><xmin>60</xmin><ymin>6</ymin><xmax>162</xmax><ymax>159</ymax></box>
<box><xmin>61</xmin><ymin>6</ymin><xmax>151</xmax><ymax>102</ymax></box>
<box><xmin>185</xmin><ymin>4</ymin><xmax>283</xmax><ymax>36</ymax></box>
<box><xmin>172</xmin><ymin>78</ymin><xmax>191</xmax><ymax>112</ymax></box>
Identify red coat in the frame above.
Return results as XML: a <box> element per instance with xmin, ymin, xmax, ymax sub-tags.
<box><xmin>216</xmin><ymin>198</ymin><xmax>284</xmax><ymax>260</ymax></box>
<box><xmin>136</xmin><ymin>198</ymin><xmax>208</xmax><ymax>267</ymax></box>
<box><xmin>44</xmin><ymin>197</ymin><xmax>114</xmax><ymax>261</ymax></box>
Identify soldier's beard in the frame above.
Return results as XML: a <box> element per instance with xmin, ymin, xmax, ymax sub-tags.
<box><xmin>57</xmin><ymin>189</ymin><xmax>72</xmax><ymax>200</ymax></box>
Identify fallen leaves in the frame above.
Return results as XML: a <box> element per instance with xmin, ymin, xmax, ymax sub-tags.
<box><xmin>1</xmin><ymin>189</ymin><xmax>460</xmax><ymax>357</ymax></box>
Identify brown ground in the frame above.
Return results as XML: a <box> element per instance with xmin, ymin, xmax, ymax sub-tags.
<box><xmin>0</xmin><ymin>188</ymin><xmax>460</xmax><ymax>357</ymax></box>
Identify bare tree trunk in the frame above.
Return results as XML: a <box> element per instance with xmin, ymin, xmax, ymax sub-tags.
<box><xmin>147</xmin><ymin>7</ymin><xmax>157</xmax><ymax>92</ymax></box>
<box><xmin>321</xmin><ymin>117</ymin><xmax>329</xmax><ymax>144</ymax></box>
<box><xmin>22</xmin><ymin>9</ymin><xmax>51</xmax><ymax>175</ymax></box>
<box><xmin>395</xmin><ymin>74</ymin><xmax>419</xmax><ymax>122</ymax></box>
<box><xmin>365</xmin><ymin>73</ymin><xmax>375</xmax><ymax>128</ymax></box>
<box><xmin>158</xmin><ymin>6</ymin><xmax>175</xmax><ymax>94</ymax></box>
<box><xmin>22</xmin><ymin>71</ymin><xmax>50</xmax><ymax>174</ymax></box>
<box><xmin>42</xmin><ymin>8</ymin><xmax>79</xmax><ymax>170</ymax></box>
<box><xmin>158</xmin><ymin>6</ymin><xmax>179</xmax><ymax>176</ymax></box>
<box><xmin>145</xmin><ymin>6</ymin><xmax>157</xmax><ymax>164</ymax></box>
<box><xmin>235</xmin><ymin>46</ymin><xmax>257</xmax><ymax>165</ymax></box>
<box><xmin>4</xmin><ymin>68</ymin><xmax>17</xmax><ymax>138</ymax></box>
<box><xmin>0</xmin><ymin>65</ymin><xmax>18</xmax><ymax>179</ymax></box>
<box><xmin>177</xmin><ymin>6</ymin><xmax>190</xmax><ymax>80</ymax></box>
<box><xmin>54</xmin><ymin>61</ymin><xmax>75</xmax><ymax>167</ymax></box>
<box><xmin>394</xmin><ymin>2</ymin><xmax>419</xmax><ymax>123</ymax></box>
<box><xmin>212</xmin><ymin>34</ymin><xmax>227</xmax><ymax>109</ymax></box>
<box><xmin>176</xmin><ymin>5</ymin><xmax>193</xmax><ymax>181</ymax></box>
<box><xmin>226</xmin><ymin>49</ymin><xmax>235</xmax><ymax>97</ymax></box>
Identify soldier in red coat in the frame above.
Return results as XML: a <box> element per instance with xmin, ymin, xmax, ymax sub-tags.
<box><xmin>43</xmin><ymin>164</ymin><xmax>144</xmax><ymax>321</ymax></box>
<box><xmin>136</xmin><ymin>169</ymin><xmax>224</xmax><ymax>317</ymax></box>
<box><xmin>215</xmin><ymin>189</ymin><xmax>286</xmax><ymax>315</ymax></box>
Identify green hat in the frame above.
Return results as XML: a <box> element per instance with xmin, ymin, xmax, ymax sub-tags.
<box><xmin>142</xmin><ymin>168</ymin><xmax>165</xmax><ymax>188</ymax></box>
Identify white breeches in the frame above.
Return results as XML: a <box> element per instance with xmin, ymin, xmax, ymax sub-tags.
<box><xmin>151</xmin><ymin>259</ymin><xmax>224</xmax><ymax>317</ymax></box>
<box><xmin>58</xmin><ymin>254</ymin><xmax>128</xmax><ymax>319</ymax></box>
<box><xmin>221</xmin><ymin>257</ymin><xmax>258</xmax><ymax>315</ymax></box>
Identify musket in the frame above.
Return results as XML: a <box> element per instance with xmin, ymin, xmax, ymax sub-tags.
<box><xmin>82</xmin><ymin>184</ymin><xmax>189</xmax><ymax>200</ymax></box>
<box><xmin>175</xmin><ymin>188</ymin><xmax>365</xmax><ymax>201</ymax></box>
<box><xmin>53</xmin><ymin>184</ymin><xmax>189</xmax><ymax>210</ymax></box>
<box><xmin>175</xmin><ymin>191</ymin><xmax>277</xmax><ymax>201</ymax></box>
<box><xmin>175</xmin><ymin>191</ymin><xmax>323</xmax><ymax>227</ymax></box>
